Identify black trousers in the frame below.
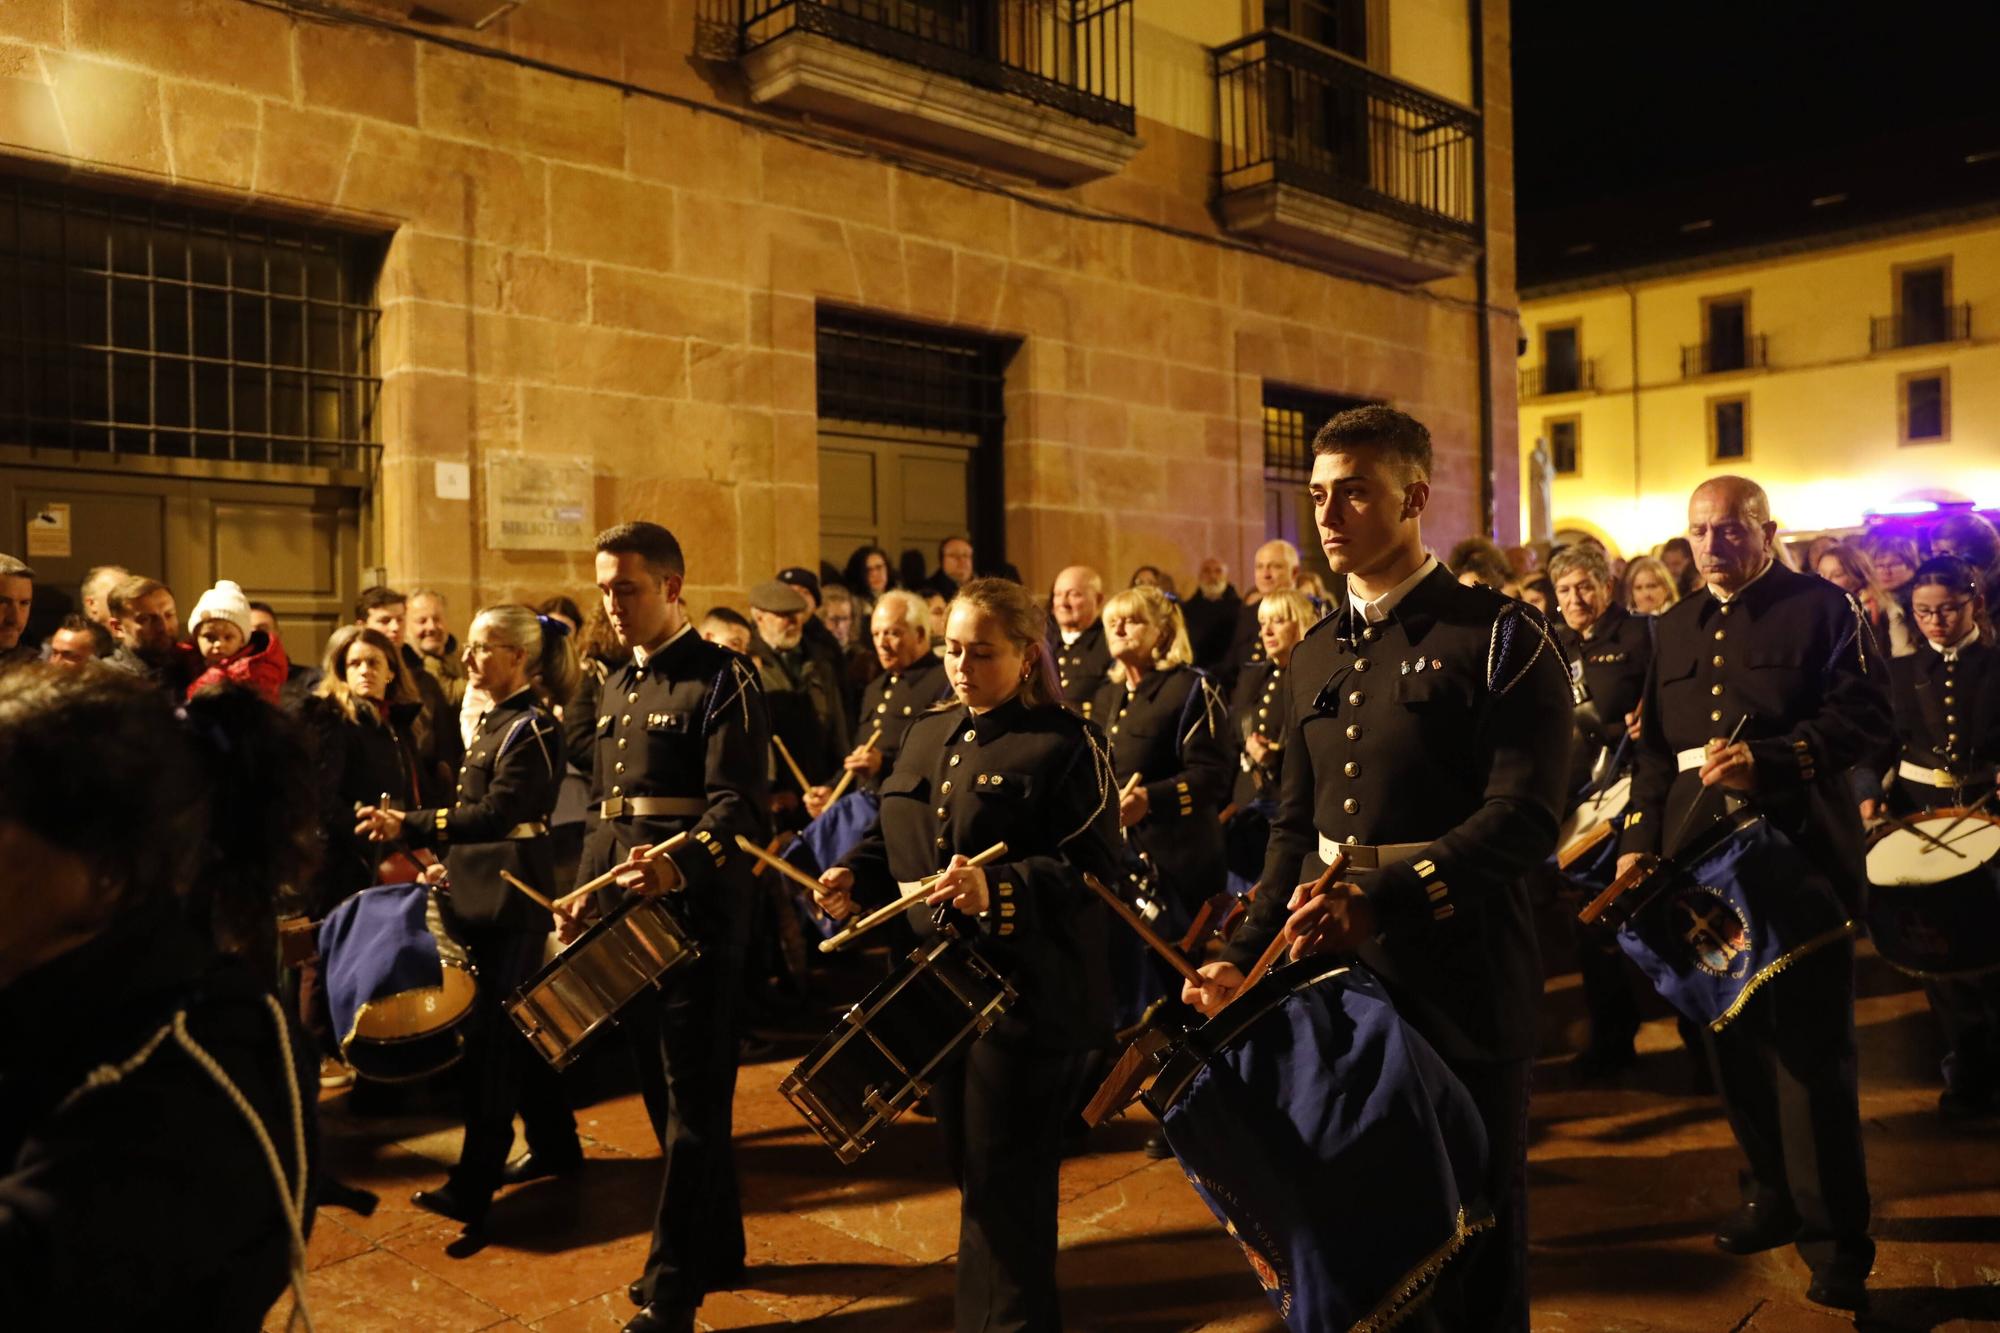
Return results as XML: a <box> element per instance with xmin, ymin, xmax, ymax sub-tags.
<box><xmin>1574</xmin><ymin>923</ymin><xmax>1640</xmax><ymax>1052</ymax></box>
<box><xmin>1406</xmin><ymin>1056</ymin><xmax>1532</xmax><ymax>1333</ymax></box>
<box><xmin>1705</xmin><ymin>936</ymin><xmax>1873</xmax><ymax>1271</ymax></box>
<box><xmin>626</xmin><ymin>946</ymin><xmax>747</xmax><ymax>1307</ymax></box>
<box><xmin>449</xmin><ymin>924</ymin><xmax>578</xmax><ymax>1205</ymax></box>
<box><xmin>932</xmin><ymin>1035</ymin><xmax>1090</xmax><ymax>1333</ymax></box>
<box><xmin>1924</xmin><ymin>971</ymin><xmax>2000</xmax><ymax>1094</ymax></box>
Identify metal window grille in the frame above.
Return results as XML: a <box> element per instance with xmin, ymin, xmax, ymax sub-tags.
<box><xmin>1261</xmin><ymin>385</ymin><xmax>1370</xmax><ymax>482</ymax></box>
<box><xmin>816</xmin><ymin>308</ymin><xmax>1013</xmax><ymax>436</ymax></box>
<box><xmin>0</xmin><ymin>176</ymin><xmax>384</xmax><ymax>469</ymax></box>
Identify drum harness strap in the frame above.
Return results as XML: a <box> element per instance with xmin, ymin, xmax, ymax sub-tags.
<box><xmin>56</xmin><ymin>992</ymin><xmax>317</xmax><ymax>1331</ymax></box>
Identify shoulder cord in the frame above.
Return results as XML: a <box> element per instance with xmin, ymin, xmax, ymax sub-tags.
<box><xmin>1060</xmin><ymin>724</ymin><xmax>1120</xmax><ymax>849</ymax></box>
<box><xmin>57</xmin><ymin>995</ymin><xmax>316</xmax><ymax>1332</ymax></box>
<box><xmin>1179</xmin><ymin>673</ymin><xmax>1228</xmax><ymax>753</ymax></box>
<box><xmin>706</xmin><ymin>657</ymin><xmax>760</xmax><ymax>733</ymax></box>
<box><xmin>1486</xmin><ymin>604</ymin><xmax>1563</xmax><ymax>698</ymax></box>
<box><xmin>493</xmin><ymin>712</ymin><xmax>556</xmax><ymax>779</ymax></box>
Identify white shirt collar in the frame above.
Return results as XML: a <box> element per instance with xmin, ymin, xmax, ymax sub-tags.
<box><xmin>1060</xmin><ymin>626</ymin><xmax>1083</xmax><ymax>646</ymax></box>
<box><xmin>1707</xmin><ymin>558</ymin><xmax>1775</xmax><ymax>605</ymax></box>
<box><xmin>1348</xmin><ymin>554</ymin><xmax>1438</xmax><ymax>624</ymax></box>
<box><xmin>1930</xmin><ymin>625</ymin><xmax>1980</xmax><ymax>659</ymax></box>
<box><xmin>632</xmin><ymin>621</ymin><xmax>694</xmax><ymax>669</ymax></box>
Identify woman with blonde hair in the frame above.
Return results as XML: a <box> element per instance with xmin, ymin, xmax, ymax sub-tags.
<box><xmin>1624</xmin><ymin>555</ymin><xmax>1680</xmax><ymax>615</ymax></box>
<box><xmin>1223</xmin><ymin>588</ymin><xmax>1317</xmax><ymax>893</ymax></box>
<box><xmin>815</xmin><ymin>578</ymin><xmax>1121</xmax><ymax>1332</ymax></box>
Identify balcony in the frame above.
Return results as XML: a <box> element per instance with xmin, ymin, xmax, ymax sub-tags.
<box><xmin>1869</xmin><ymin>303</ymin><xmax>1971</xmax><ymax>353</ymax></box>
<box><xmin>1211</xmin><ymin>29</ymin><xmax>1481</xmax><ymax>284</ymax></box>
<box><xmin>1519</xmin><ymin>360</ymin><xmax>1596</xmax><ymax>399</ymax></box>
<box><xmin>1680</xmin><ymin>335</ymin><xmax>1767</xmax><ymax>379</ymax></box>
<box><xmin>724</xmin><ymin>0</ymin><xmax>1139</xmax><ymax>184</ymax></box>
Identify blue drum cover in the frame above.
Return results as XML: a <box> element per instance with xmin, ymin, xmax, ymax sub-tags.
<box><xmin>782</xmin><ymin>789</ymin><xmax>882</xmax><ymax>939</ymax></box>
<box><xmin>318</xmin><ymin>881</ymin><xmax>446</xmax><ymax>1049</ymax></box>
<box><xmin>1615</xmin><ymin>816</ymin><xmax>1854</xmax><ymax>1032</ymax></box>
<box><xmin>1162</xmin><ymin>964</ymin><xmax>1490</xmax><ymax>1332</ymax></box>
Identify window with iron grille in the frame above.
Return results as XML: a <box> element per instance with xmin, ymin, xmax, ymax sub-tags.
<box><xmin>815</xmin><ymin>308</ymin><xmax>1013</xmax><ymax>436</ymax></box>
<box><xmin>0</xmin><ymin>176</ymin><xmax>384</xmax><ymax>469</ymax></box>
<box><xmin>1261</xmin><ymin>385</ymin><xmax>1371</xmax><ymax>483</ymax></box>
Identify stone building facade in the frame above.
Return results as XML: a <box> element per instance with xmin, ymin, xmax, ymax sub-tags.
<box><xmin>0</xmin><ymin>0</ymin><xmax>1518</xmax><ymax>628</ymax></box>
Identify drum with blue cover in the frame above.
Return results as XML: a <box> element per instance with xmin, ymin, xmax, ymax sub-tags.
<box><xmin>317</xmin><ymin>881</ymin><xmax>477</xmax><ymax>1082</ymax></box>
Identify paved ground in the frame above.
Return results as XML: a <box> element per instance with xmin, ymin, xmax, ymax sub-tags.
<box><xmin>269</xmin><ymin>939</ymin><xmax>2000</xmax><ymax>1332</ymax></box>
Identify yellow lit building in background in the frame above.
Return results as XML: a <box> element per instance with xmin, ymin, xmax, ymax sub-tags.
<box><xmin>1517</xmin><ymin>204</ymin><xmax>2000</xmax><ymax>558</ymax></box>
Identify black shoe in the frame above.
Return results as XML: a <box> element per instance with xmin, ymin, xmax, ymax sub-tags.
<box><xmin>1939</xmin><ymin>1087</ymin><xmax>1997</xmax><ymax>1121</ymax></box>
<box><xmin>500</xmin><ymin>1151</ymin><xmax>582</xmax><ymax>1185</ymax></box>
<box><xmin>627</xmin><ymin>1282</ymin><xmax>645</xmax><ymax>1308</ymax></box>
<box><xmin>412</xmin><ymin>1184</ymin><xmax>485</xmax><ymax>1228</ymax></box>
<box><xmin>1806</xmin><ymin>1264</ymin><xmax>1869</xmax><ymax>1312</ymax></box>
<box><xmin>1142</xmin><ymin>1127</ymin><xmax>1173</xmax><ymax>1160</ymax></box>
<box><xmin>1712</xmin><ymin>1201</ymin><xmax>1800</xmax><ymax>1255</ymax></box>
<box><xmin>623</xmin><ymin>1302</ymin><xmax>696</xmax><ymax>1333</ymax></box>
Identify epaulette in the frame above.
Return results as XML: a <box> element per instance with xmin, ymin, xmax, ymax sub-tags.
<box><xmin>1487</xmin><ymin>600</ymin><xmax>1559</xmax><ymax>696</ymax></box>
<box><xmin>704</xmin><ymin>653</ymin><xmax>763</xmax><ymax>733</ymax></box>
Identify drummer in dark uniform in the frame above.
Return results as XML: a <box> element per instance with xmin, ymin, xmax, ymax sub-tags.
<box><xmin>804</xmin><ymin>589</ymin><xmax>952</xmax><ymax>817</ymax></box>
<box><xmin>356</xmin><ymin>604</ymin><xmax>582</xmax><ymax>1231</ymax></box>
<box><xmin>1184</xmin><ymin>405</ymin><xmax>1571</xmax><ymax>1332</ymax></box>
<box><xmin>1548</xmin><ymin>543</ymin><xmax>1654</xmax><ymax>1073</ymax></box>
<box><xmin>1617</xmin><ymin>475</ymin><xmax>1888</xmax><ymax>1312</ymax></box>
<box><xmin>1223</xmin><ymin>588</ymin><xmax>1318</xmax><ymax>885</ymax></box>
<box><xmin>1048</xmin><ymin>565</ymin><xmax>1113</xmax><ymax>717</ymax></box>
<box><xmin>574</xmin><ymin>521</ymin><xmax>772</xmax><ymax>1333</ymax></box>
<box><xmin>1881</xmin><ymin>554</ymin><xmax>2000</xmax><ymax>1117</ymax></box>
<box><xmin>816</xmin><ymin>578</ymin><xmax>1122</xmax><ymax>1333</ymax></box>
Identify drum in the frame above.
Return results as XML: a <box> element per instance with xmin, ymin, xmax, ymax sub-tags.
<box><xmin>1584</xmin><ymin>810</ymin><xmax>1855</xmax><ymax>1031</ymax></box>
<box><xmin>508</xmin><ymin>892</ymin><xmax>701</xmax><ymax>1070</ymax></box>
<box><xmin>318</xmin><ymin>881</ymin><xmax>478</xmax><ymax>1082</ymax></box>
<box><xmin>1865</xmin><ymin>809</ymin><xmax>2000</xmax><ymax>978</ymax></box>
<box><xmin>1142</xmin><ymin>961</ymin><xmax>1490</xmax><ymax>1333</ymax></box>
<box><xmin>1554</xmin><ymin>774</ymin><xmax>1630</xmax><ymax>883</ymax></box>
<box><xmin>782</xmin><ymin>932</ymin><xmax>1016</xmax><ymax>1163</ymax></box>
<box><xmin>783</xmin><ymin>789</ymin><xmax>882</xmax><ymax>940</ymax></box>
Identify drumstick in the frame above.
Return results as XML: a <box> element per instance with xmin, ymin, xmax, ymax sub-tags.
<box><xmin>772</xmin><ymin>734</ymin><xmax>812</xmax><ymax>792</ymax></box>
<box><xmin>1230</xmin><ymin>850</ymin><xmax>1347</xmax><ymax>1005</ymax></box>
<box><xmin>825</xmin><ymin>727</ymin><xmax>883</xmax><ymax>804</ymax></box>
<box><xmin>818</xmin><ymin>842</ymin><xmax>1009</xmax><ymax>953</ymax></box>
<box><xmin>1082</xmin><ymin>873</ymin><xmax>1204</xmax><ymax>985</ymax></box>
<box><xmin>1120</xmin><ymin>771</ymin><xmax>1142</xmax><ymax>799</ymax></box>
<box><xmin>1893</xmin><ymin>810</ymin><xmax>1971</xmax><ymax>860</ymax></box>
<box><xmin>499</xmin><ymin>870</ymin><xmax>558</xmax><ymax>913</ymax></box>
<box><xmin>1578</xmin><ymin>853</ymin><xmax>1658</xmax><ymax>926</ymax></box>
<box><xmin>733</xmin><ymin>833</ymin><xmax>847</xmax><ymax>899</ymax></box>
<box><xmin>555</xmin><ymin>832</ymin><xmax>690</xmax><ymax>915</ymax></box>
<box><xmin>1920</xmin><ymin>790</ymin><xmax>1993</xmax><ymax>855</ymax></box>
<box><xmin>1666</xmin><ymin>713</ymin><xmax>1747</xmax><ymax>853</ymax></box>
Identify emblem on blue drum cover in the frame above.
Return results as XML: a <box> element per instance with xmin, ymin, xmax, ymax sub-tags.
<box><xmin>1670</xmin><ymin>886</ymin><xmax>1754</xmax><ymax>979</ymax></box>
<box><xmin>1185</xmin><ymin>1171</ymin><xmax>1292</xmax><ymax>1315</ymax></box>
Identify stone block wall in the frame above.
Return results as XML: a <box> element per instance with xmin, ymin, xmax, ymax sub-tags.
<box><xmin>0</xmin><ymin>0</ymin><xmax>1517</xmax><ymax>613</ymax></box>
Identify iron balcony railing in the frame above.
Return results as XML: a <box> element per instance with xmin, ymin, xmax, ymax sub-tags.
<box><xmin>1213</xmin><ymin>29</ymin><xmax>1479</xmax><ymax>238</ymax></box>
<box><xmin>1869</xmin><ymin>303</ymin><xmax>1971</xmax><ymax>352</ymax></box>
<box><xmin>1519</xmin><ymin>360</ymin><xmax>1596</xmax><ymax>398</ymax></box>
<box><xmin>735</xmin><ymin>0</ymin><xmax>1135</xmax><ymax>133</ymax></box>
<box><xmin>1680</xmin><ymin>334</ymin><xmax>1767</xmax><ymax>378</ymax></box>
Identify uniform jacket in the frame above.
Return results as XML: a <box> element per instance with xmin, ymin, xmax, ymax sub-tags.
<box><xmin>1620</xmin><ymin>562</ymin><xmax>1891</xmax><ymax>911</ymax></box>
<box><xmin>1229</xmin><ymin>657</ymin><xmax>1294</xmax><ymax>807</ymax></box>
<box><xmin>581</xmin><ymin>627</ymin><xmax>772</xmax><ymax>946</ymax></box>
<box><xmin>1049</xmin><ymin>620</ymin><xmax>1113</xmax><ymax>719</ymax></box>
<box><xmin>1557</xmin><ymin>602</ymin><xmax>1653</xmax><ymax>793</ymax></box>
<box><xmin>300</xmin><ymin>694</ymin><xmax>423</xmax><ymax>918</ymax></box>
<box><xmin>404</xmin><ymin>687</ymin><xmax>564</xmax><ymax>932</ymax></box>
<box><xmin>1183</xmin><ymin>586</ymin><xmax>1243</xmax><ymax>672</ymax></box>
<box><xmin>1091</xmin><ymin>665</ymin><xmax>1231</xmax><ymax>905</ymax></box>
<box><xmin>185</xmin><ymin>629</ymin><xmax>290</xmax><ymax>708</ymax></box>
<box><xmin>842</xmin><ymin>696</ymin><xmax>1123</xmax><ymax>1050</ymax></box>
<box><xmin>0</xmin><ymin>908</ymin><xmax>316</xmax><ymax>1331</ymax></box>
<box><xmin>854</xmin><ymin>652</ymin><xmax>953</xmax><ymax>793</ymax></box>
<box><xmin>1221</xmin><ymin>567</ymin><xmax>1572</xmax><ymax>1064</ymax></box>
<box><xmin>1885</xmin><ymin>636</ymin><xmax>2000</xmax><ymax>809</ymax></box>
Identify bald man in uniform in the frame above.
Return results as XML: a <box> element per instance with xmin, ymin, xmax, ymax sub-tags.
<box><xmin>1048</xmin><ymin>566</ymin><xmax>1113</xmax><ymax>717</ymax></box>
<box><xmin>1221</xmin><ymin>540</ymin><xmax>1302</xmax><ymax>690</ymax></box>
<box><xmin>1618</xmin><ymin>475</ymin><xmax>1887</xmax><ymax>1313</ymax></box>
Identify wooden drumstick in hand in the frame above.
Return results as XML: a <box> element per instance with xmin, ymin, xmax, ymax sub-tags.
<box><xmin>555</xmin><ymin>832</ymin><xmax>690</xmax><ymax>917</ymax></box>
<box><xmin>773</xmin><ymin>735</ymin><xmax>812</xmax><ymax>792</ymax></box>
<box><xmin>825</xmin><ymin>727</ymin><xmax>883</xmax><ymax>805</ymax></box>
<box><xmin>818</xmin><ymin>842</ymin><xmax>1009</xmax><ymax>953</ymax></box>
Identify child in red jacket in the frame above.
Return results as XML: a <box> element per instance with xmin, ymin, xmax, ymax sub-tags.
<box><xmin>186</xmin><ymin>579</ymin><xmax>289</xmax><ymax>707</ymax></box>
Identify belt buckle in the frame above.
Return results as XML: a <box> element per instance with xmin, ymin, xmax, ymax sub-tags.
<box><xmin>603</xmin><ymin>796</ymin><xmax>625</xmax><ymax>819</ymax></box>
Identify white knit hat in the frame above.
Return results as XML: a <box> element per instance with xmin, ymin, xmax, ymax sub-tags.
<box><xmin>189</xmin><ymin>579</ymin><xmax>252</xmax><ymax>638</ymax></box>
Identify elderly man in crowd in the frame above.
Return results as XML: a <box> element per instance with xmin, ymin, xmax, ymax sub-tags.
<box><xmin>1221</xmin><ymin>539</ymin><xmax>1302</xmax><ymax>688</ymax></box>
<box><xmin>0</xmin><ymin>556</ymin><xmax>35</xmax><ymax>669</ymax></box>
<box><xmin>748</xmin><ymin>578</ymin><xmax>847</xmax><ymax>791</ymax></box>
<box><xmin>1181</xmin><ymin>556</ymin><xmax>1242</xmax><ymax>672</ymax></box>
<box><xmin>78</xmin><ymin>564</ymin><xmax>128</xmax><ymax>657</ymax></box>
<box><xmin>1048</xmin><ymin>565</ymin><xmax>1114</xmax><ymax>718</ymax></box>
<box><xmin>407</xmin><ymin>588</ymin><xmax>467</xmax><ymax>708</ymax></box>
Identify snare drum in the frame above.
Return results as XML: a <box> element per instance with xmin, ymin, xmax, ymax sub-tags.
<box><xmin>318</xmin><ymin>881</ymin><xmax>478</xmax><ymax>1082</ymax></box>
<box><xmin>1554</xmin><ymin>775</ymin><xmax>1631</xmax><ymax>885</ymax></box>
<box><xmin>782</xmin><ymin>933</ymin><xmax>1016</xmax><ymax>1163</ymax></box>
<box><xmin>508</xmin><ymin>893</ymin><xmax>701</xmax><ymax>1069</ymax></box>
<box><xmin>1865</xmin><ymin>809</ymin><xmax>2000</xmax><ymax>978</ymax></box>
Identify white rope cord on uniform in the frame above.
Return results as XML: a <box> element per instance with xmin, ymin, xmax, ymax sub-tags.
<box><xmin>57</xmin><ymin>994</ymin><xmax>317</xmax><ymax>1332</ymax></box>
<box><xmin>1486</xmin><ymin>603</ymin><xmax>1563</xmax><ymax>698</ymax></box>
<box><xmin>1063</xmin><ymin>724</ymin><xmax>1121</xmax><ymax>848</ymax></box>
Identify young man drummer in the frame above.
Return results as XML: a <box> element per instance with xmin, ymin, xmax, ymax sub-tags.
<box><xmin>1617</xmin><ymin>476</ymin><xmax>1888</xmax><ymax>1312</ymax></box>
<box><xmin>1184</xmin><ymin>405</ymin><xmax>1572</xmax><ymax>1332</ymax></box>
<box><xmin>576</xmin><ymin>521</ymin><xmax>772</xmax><ymax>1333</ymax></box>
<box><xmin>1881</xmin><ymin>554</ymin><xmax>2000</xmax><ymax>1117</ymax></box>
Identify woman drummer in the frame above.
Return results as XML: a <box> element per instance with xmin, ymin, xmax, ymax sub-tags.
<box><xmin>815</xmin><ymin>578</ymin><xmax>1121</xmax><ymax>1333</ymax></box>
<box><xmin>1224</xmin><ymin>588</ymin><xmax>1317</xmax><ymax>887</ymax></box>
<box><xmin>356</xmin><ymin>605</ymin><xmax>583</xmax><ymax>1228</ymax></box>
<box><xmin>1880</xmin><ymin>556</ymin><xmax>2000</xmax><ymax>1117</ymax></box>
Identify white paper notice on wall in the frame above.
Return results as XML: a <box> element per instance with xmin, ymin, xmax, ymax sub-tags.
<box><xmin>26</xmin><ymin>503</ymin><xmax>71</xmax><ymax>559</ymax></box>
<box><xmin>435</xmin><ymin>461</ymin><xmax>472</xmax><ymax>501</ymax></box>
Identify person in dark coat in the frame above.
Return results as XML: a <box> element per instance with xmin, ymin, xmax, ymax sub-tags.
<box><xmin>804</xmin><ymin>589</ymin><xmax>952</xmax><ymax>817</ymax></box>
<box><xmin>357</xmin><ymin>605</ymin><xmax>582</xmax><ymax>1231</ymax></box>
<box><xmin>1048</xmin><ymin>565</ymin><xmax>1113</xmax><ymax>720</ymax></box>
<box><xmin>0</xmin><ymin>666</ymin><xmax>320</xmax><ymax>1330</ymax></box>
<box><xmin>1185</xmin><ymin>406</ymin><xmax>1573</xmax><ymax>1333</ymax></box>
<box><xmin>1181</xmin><ymin>556</ymin><xmax>1243</xmax><ymax>673</ymax></box>
<box><xmin>1219</xmin><ymin>540</ymin><xmax>1302</xmax><ymax>691</ymax></box>
<box><xmin>1223</xmin><ymin>587</ymin><xmax>1317</xmax><ymax>884</ymax></box>
<box><xmin>817</xmin><ymin>578</ymin><xmax>1122</xmax><ymax>1333</ymax></box>
<box><xmin>1618</xmin><ymin>475</ymin><xmax>1889</xmax><ymax>1313</ymax></box>
<box><xmin>748</xmin><ymin>578</ymin><xmax>846</xmax><ymax>794</ymax></box>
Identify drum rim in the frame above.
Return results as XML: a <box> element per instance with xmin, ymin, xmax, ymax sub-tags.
<box><xmin>1146</xmin><ymin>958</ymin><xmax>1351</xmax><ymax>1114</ymax></box>
<box><xmin>507</xmin><ymin>893</ymin><xmax>700</xmax><ymax>1067</ymax></box>
<box><xmin>1864</xmin><ymin>807</ymin><xmax>2000</xmax><ymax>855</ymax></box>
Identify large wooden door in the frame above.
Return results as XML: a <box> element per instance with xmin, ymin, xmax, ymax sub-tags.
<box><xmin>818</xmin><ymin>427</ymin><xmax>975</xmax><ymax>580</ymax></box>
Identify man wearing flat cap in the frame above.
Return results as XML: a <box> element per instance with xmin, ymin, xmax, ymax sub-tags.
<box><xmin>775</xmin><ymin>565</ymin><xmax>857</xmax><ymax>722</ymax></box>
<box><xmin>747</xmin><ymin>576</ymin><xmax>849</xmax><ymax>795</ymax></box>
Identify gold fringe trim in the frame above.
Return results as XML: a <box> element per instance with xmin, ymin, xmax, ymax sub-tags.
<box><xmin>1708</xmin><ymin>920</ymin><xmax>1857</xmax><ymax>1032</ymax></box>
<box><xmin>1350</xmin><ymin>1205</ymin><xmax>1493</xmax><ymax>1333</ymax></box>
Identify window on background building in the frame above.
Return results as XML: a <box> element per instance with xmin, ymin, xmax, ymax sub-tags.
<box><xmin>1709</xmin><ymin>396</ymin><xmax>1749</xmax><ymax>461</ymax></box>
<box><xmin>1900</xmin><ymin>369</ymin><xmax>1949</xmax><ymax>444</ymax></box>
<box><xmin>1545</xmin><ymin>416</ymin><xmax>1580</xmax><ymax>476</ymax></box>
<box><xmin>1262</xmin><ymin>384</ymin><xmax>1374</xmax><ymax>581</ymax></box>
<box><xmin>1897</xmin><ymin>262</ymin><xmax>1950</xmax><ymax>346</ymax></box>
<box><xmin>1705</xmin><ymin>294</ymin><xmax>1749</xmax><ymax>372</ymax></box>
<box><xmin>0</xmin><ymin>175</ymin><xmax>383</xmax><ymax>467</ymax></box>
<box><xmin>1265</xmin><ymin>0</ymin><xmax>1369</xmax><ymax>55</ymax></box>
<box><xmin>1541</xmin><ymin>324</ymin><xmax>1581</xmax><ymax>394</ymax></box>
